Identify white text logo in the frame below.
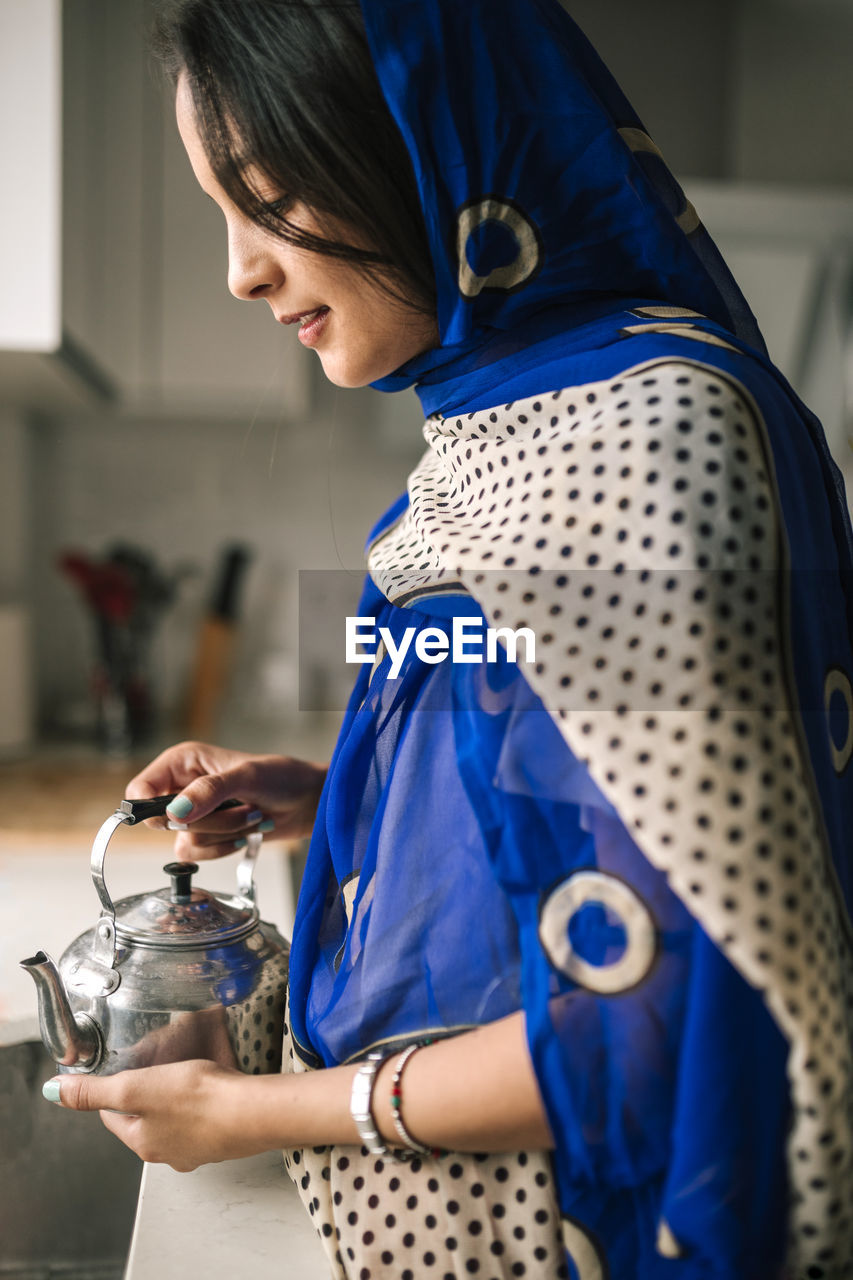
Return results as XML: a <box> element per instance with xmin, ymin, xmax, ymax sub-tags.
<box><xmin>345</xmin><ymin>616</ymin><xmax>536</xmax><ymax>679</ymax></box>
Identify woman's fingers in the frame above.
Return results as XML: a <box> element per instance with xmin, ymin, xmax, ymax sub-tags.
<box><xmin>43</xmin><ymin>1071</ymin><xmax>137</xmax><ymax>1115</ymax></box>
<box><xmin>124</xmin><ymin>745</ymin><xmax>265</xmax><ymax>831</ymax></box>
<box><xmin>124</xmin><ymin>744</ymin><xmax>327</xmax><ymax>845</ymax></box>
<box><xmin>169</xmin><ymin>811</ymin><xmax>278</xmax><ymax>862</ymax></box>
<box><xmin>165</xmin><ymin>803</ymin><xmax>263</xmax><ymax>837</ymax></box>
<box><xmin>124</xmin><ymin>744</ymin><xmax>181</xmax><ymax>801</ymax></box>
<box><xmin>43</xmin><ymin>1060</ymin><xmax>248</xmax><ymax>1171</ymax></box>
<box><xmin>162</xmin><ymin>758</ymin><xmax>269</xmax><ymax>825</ymax></box>
<box><xmin>124</xmin><ymin>741</ymin><xmax>228</xmax><ymax>830</ymax></box>
<box><xmin>170</xmin><ymin>831</ymin><xmax>260</xmax><ymax>862</ymax></box>
<box><xmin>98</xmin><ymin>1107</ymin><xmax>141</xmax><ymax>1148</ymax></box>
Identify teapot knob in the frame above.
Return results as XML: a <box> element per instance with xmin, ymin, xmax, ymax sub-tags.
<box><xmin>163</xmin><ymin>861</ymin><xmax>199</xmax><ymax>903</ymax></box>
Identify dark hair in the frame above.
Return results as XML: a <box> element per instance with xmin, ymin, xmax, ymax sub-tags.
<box><xmin>153</xmin><ymin>0</ymin><xmax>436</xmax><ymax>314</ymax></box>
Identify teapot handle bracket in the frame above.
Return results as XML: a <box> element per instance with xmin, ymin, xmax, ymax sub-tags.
<box><xmin>91</xmin><ymin>915</ymin><xmax>120</xmax><ymax>986</ymax></box>
<box><xmin>70</xmin><ymin>953</ymin><xmax>121</xmax><ymax>998</ymax></box>
<box><xmin>90</xmin><ymin>810</ymin><xmax>133</xmax><ymax>975</ymax></box>
<box><xmin>236</xmin><ymin>831</ymin><xmax>262</xmax><ymax>903</ymax></box>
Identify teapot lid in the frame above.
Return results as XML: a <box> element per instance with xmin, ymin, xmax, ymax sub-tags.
<box><xmin>114</xmin><ymin>861</ymin><xmax>257</xmax><ymax>947</ymax></box>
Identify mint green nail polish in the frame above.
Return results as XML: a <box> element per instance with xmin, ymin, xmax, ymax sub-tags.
<box><xmin>42</xmin><ymin>1079</ymin><xmax>62</xmax><ymax>1104</ymax></box>
<box><xmin>166</xmin><ymin>795</ymin><xmax>193</xmax><ymax>820</ymax></box>
<box><xmin>246</xmin><ymin>810</ymin><xmax>264</xmax><ymax>825</ymax></box>
<box><xmin>233</xmin><ymin>837</ymin><xmax>248</xmax><ymax>850</ymax></box>
<box><xmin>258</xmin><ymin>819</ymin><xmax>275</xmax><ymax>833</ymax></box>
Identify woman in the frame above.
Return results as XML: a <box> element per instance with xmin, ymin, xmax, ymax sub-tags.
<box><xmin>46</xmin><ymin>1</ymin><xmax>853</xmax><ymax>1277</ymax></box>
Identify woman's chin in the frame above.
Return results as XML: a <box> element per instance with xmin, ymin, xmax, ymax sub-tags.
<box><xmin>311</xmin><ymin>320</ymin><xmax>439</xmax><ymax>389</ymax></box>
<box><xmin>314</xmin><ymin>350</ymin><xmax>386</xmax><ymax>390</ymax></box>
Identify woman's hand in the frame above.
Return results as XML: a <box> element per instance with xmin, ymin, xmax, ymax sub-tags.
<box><xmin>43</xmin><ymin>1013</ymin><xmax>554</xmax><ymax>1168</ymax></box>
<box><xmin>125</xmin><ymin>741</ymin><xmax>328</xmax><ymax>860</ymax></box>
<box><xmin>46</xmin><ymin>1061</ymin><xmax>263</xmax><ymax>1171</ymax></box>
<box><xmin>45</xmin><ymin>1058</ymin><xmax>361</xmax><ymax>1171</ymax></box>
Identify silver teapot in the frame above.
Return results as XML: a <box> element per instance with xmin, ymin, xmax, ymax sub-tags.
<box><xmin>21</xmin><ymin>795</ymin><xmax>289</xmax><ymax>1076</ymax></box>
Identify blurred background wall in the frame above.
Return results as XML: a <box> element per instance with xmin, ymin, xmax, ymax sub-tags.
<box><xmin>1</xmin><ymin>0</ymin><xmax>852</xmax><ymax>760</ymax></box>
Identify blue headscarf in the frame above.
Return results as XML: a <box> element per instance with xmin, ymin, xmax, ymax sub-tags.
<box><xmin>364</xmin><ymin>0</ymin><xmax>765</xmax><ymax>413</ymax></box>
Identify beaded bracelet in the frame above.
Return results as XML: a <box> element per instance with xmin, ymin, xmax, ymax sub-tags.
<box><xmin>389</xmin><ymin>1041</ymin><xmax>448</xmax><ymax>1160</ymax></box>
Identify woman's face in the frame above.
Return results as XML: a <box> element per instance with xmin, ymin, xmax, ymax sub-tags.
<box><xmin>176</xmin><ymin>77</ymin><xmax>438</xmax><ymax>388</ymax></box>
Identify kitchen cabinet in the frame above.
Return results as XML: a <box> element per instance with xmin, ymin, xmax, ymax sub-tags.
<box><xmin>63</xmin><ymin>0</ymin><xmax>309</xmax><ymax>417</ymax></box>
<box><xmin>0</xmin><ymin>0</ymin><xmax>60</xmax><ymax>354</ymax></box>
<box><xmin>0</xmin><ymin>0</ymin><xmax>97</xmax><ymax>409</ymax></box>
<box><xmin>59</xmin><ymin>0</ymin><xmax>151</xmax><ymax>402</ymax></box>
<box><xmin>0</xmin><ymin>0</ymin><xmax>127</xmax><ymax>409</ymax></box>
<box><xmin>0</xmin><ymin>0</ymin><xmax>309</xmax><ymax>418</ymax></box>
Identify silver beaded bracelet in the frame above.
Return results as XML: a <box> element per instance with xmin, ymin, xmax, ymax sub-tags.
<box><xmin>389</xmin><ymin>1042</ymin><xmax>447</xmax><ymax>1159</ymax></box>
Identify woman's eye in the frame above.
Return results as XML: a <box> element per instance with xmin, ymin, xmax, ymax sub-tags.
<box><xmin>264</xmin><ymin>196</ymin><xmax>291</xmax><ymax>217</ymax></box>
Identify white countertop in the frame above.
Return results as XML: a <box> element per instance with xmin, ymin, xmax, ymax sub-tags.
<box><xmin>124</xmin><ymin>1152</ymin><xmax>329</xmax><ymax>1279</ymax></box>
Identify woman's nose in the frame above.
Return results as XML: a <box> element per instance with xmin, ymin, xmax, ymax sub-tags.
<box><xmin>226</xmin><ymin>223</ymin><xmax>283</xmax><ymax>302</ymax></box>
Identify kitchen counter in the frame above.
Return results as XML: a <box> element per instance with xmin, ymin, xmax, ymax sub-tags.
<box><xmin>0</xmin><ymin>749</ymin><xmax>150</xmax><ymax>841</ymax></box>
<box><xmin>125</xmin><ymin>1153</ymin><xmax>329</xmax><ymax>1280</ymax></box>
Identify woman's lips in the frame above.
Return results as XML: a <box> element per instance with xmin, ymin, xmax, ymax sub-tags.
<box><xmin>279</xmin><ymin>306</ymin><xmax>330</xmax><ymax>348</ymax></box>
<box><xmin>297</xmin><ymin>307</ymin><xmax>329</xmax><ymax>347</ymax></box>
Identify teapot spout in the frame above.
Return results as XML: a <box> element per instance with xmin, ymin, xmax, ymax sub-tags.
<box><xmin>20</xmin><ymin>951</ymin><xmax>102</xmax><ymax>1071</ymax></box>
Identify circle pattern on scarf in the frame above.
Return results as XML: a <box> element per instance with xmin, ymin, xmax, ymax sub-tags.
<box><xmin>618</xmin><ymin>128</ymin><xmax>700</xmax><ymax>236</ymax></box>
<box><xmin>457</xmin><ymin>196</ymin><xmax>543</xmax><ymax>298</ymax></box>
<box><xmin>539</xmin><ymin>870</ymin><xmax>656</xmax><ymax>993</ymax></box>
<box><xmin>824</xmin><ymin>667</ymin><xmax>853</xmax><ymax>774</ymax></box>
<box><xmin>559</xmin><ymin>1216</ymin><xmax>608</xmax><ymax>1280</ymax></box>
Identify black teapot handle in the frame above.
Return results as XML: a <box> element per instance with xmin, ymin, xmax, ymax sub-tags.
<box><xmin>119</xmin><ymin>794</ymin><xmax>243</xmax><ymax>823</ymax></box>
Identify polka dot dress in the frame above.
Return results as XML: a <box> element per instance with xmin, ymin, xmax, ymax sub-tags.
<box><xmin>224</xmin><ymin>942</ymin><xmax>290</xmax><ymax>1075</ymax></box>
<box><xmin>281</xmin><ymin>1016</ymin><xmax>568</xmax><ymax>1280</ymax></box>
<box><xmin>368</xmin><ymin>357</ymin><xmax>853</xmax><ymax>1277</ymax></box>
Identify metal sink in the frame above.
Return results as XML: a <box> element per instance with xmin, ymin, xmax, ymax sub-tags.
<box><xmin>0</xmin><ymin>1038</ymin><xmax>142</xmax><ymax>1279</ymax></box>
